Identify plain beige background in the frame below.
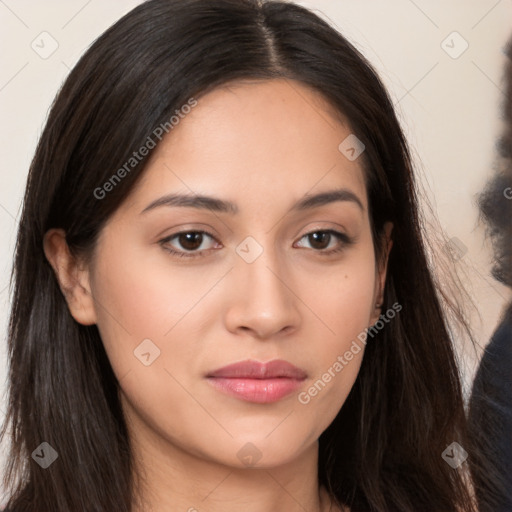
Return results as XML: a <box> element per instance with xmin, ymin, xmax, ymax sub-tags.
<box><xmin>1</xmin><ymin>0</ymin><xmax>511</xmax><ymax>502</ymax></box>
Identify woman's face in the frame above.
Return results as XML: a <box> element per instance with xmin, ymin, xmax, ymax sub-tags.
<box><xmin>73</xmin><ymin>79</ymin><xmax>390</xmax><ymax>468</ymax></box>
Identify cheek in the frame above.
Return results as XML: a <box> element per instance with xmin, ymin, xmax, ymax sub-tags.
<box><xmin>89</xmin><ymin>239</ymin><xmax>233</xmax><ymax>393</ymax></box>
<box><xmin>89</xmin><ymin>249</ymin><xmax>213</xmax><ymax>443</ymax></box>
<box><xmin>305</xmin><ymin>252</ymin><xmax>377</xmax><ymax>348</ymax></box>
<box><xmin>89</xmin><ymin>242</ymin><xmax>184</xmax><ymax>374</ymax></box>
<box><xmin>296</xmin><ymin>250</ymin><xmax>376</xmax><ymax>414</ymax></box>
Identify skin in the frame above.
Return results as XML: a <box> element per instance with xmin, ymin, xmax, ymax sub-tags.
<box><xmin>44</xmin><ymin>78</ymin><xmax>392</xmax><ymax>512</ymax></box>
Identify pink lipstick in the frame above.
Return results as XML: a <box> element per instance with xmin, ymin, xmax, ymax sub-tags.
<box><xmin>206</xmin><ymin>359</ymin><xmax>307</xmax><ymax>404</ymax></box>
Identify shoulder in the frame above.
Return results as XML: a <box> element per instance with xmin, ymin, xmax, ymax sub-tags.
<box><xmin>473</xmin><ymin>315</ymin><xmax>512</xmax><ymax>388</ymax></box>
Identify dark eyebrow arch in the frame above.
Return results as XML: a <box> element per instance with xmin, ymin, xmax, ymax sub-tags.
<box><xmin>140</xmin><ymin>188</ymin><xmax>364</xmax><ymax>215</ymax></box>
<box><xmin>294</xmin><ymin>189</ymin><xmax>364</xmax><ymax>212</ymax></box>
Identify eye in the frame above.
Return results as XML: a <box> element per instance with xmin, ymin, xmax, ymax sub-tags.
<box><xmin>159</xmin><ymin>230</ymin><xmax>220</xmax><ymax>258</ymax></box>
<box><xmin>294</xmin><ymin>229</ymin><xmax>353</xmax><ymax>255</ymax></box>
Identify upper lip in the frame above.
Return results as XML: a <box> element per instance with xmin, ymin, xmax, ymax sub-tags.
<box><xmin>207</xmin><ymin>359</ymin><xmax>307</xmax><ymax>380</ymax></box>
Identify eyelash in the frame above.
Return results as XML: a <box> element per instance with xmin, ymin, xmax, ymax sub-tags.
<box><xmin>159</xmin><ymin>229</ymin><xmax>354</xmax><ymax>259</ymax></box>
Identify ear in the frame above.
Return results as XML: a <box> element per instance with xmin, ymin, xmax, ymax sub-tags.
<box><xmin>369</xmin><ymin>222</ymin><xmax>393</xmax><ymax>325</ymax></box>
<box><xmin>43</xmin><ymin>228</ymin><xmax>97</xmax><ymax>325</ymax></box>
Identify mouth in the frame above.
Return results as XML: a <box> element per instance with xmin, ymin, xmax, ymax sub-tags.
<box><xmin>206</xmin><ymin>359</ymin><xmax>307</xmax><ymax>404</ymax></box>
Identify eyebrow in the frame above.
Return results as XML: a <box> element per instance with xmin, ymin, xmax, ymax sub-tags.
<box><xmin>140</xmin><ymin>188</ymin><xmax>364</xmax><ymax>215</ymax></box>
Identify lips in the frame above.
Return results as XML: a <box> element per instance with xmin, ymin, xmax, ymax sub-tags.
<box><xmin>207</xmin><ymin>359</ymin><xmax>308</xmax><ymax>380</ymax></box>
<box><xmin>206</xmin><ymin>359</ymin><xmax>307</xmax><ymax>404</ymax></box>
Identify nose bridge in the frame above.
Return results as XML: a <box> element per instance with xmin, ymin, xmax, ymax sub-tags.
<box><xmin>225</xmin><ymin>234</ymin><xmax>301</xmax><ymax>337</ymax></box>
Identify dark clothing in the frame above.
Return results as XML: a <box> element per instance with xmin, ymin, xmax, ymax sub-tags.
<box><xmin>468</xmin><ymin>306</ymin><xmax>512</xmax><ymax>512</ymax></box>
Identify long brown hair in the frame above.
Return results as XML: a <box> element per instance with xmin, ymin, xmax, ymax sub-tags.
<box><xmin>1</xmin><ymin>1</ymin><xmax>478</xmax><ymax>510</ymax></box>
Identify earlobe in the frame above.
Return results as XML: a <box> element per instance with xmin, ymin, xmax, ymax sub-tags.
<box><xmin>43</xmin><ymin>228</ymin><xmax>97</xmax><ymax>326</ymax></box>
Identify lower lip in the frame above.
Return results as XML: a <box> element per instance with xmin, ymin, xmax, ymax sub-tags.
<box><xmin>206</xmin><ymin>377</ymin><xmax>304</xmax><ymax>403</ymax></box>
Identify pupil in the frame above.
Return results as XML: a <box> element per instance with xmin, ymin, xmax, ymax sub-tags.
<box><xmin>180</xmin><ymin>232</ymin><xmax>202</xmax><ymax>250</ymax></box>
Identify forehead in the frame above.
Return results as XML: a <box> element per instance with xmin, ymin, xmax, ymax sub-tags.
<box><xmin>119</xmin><ymin>78</ymin><xmax>368</xmax><ymax>217</ymax></box>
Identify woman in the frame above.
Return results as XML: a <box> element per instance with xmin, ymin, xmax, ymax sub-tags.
<box><xmin>0</xmin><ymin>0</ymin><xmax>478</xmax><ymax>510</ymax></box>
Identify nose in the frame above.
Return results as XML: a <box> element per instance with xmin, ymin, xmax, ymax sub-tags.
<box><xmin>223</xmin><ymin>244</ymin><xmax>302</xmax><ymax>340</ymax></box>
